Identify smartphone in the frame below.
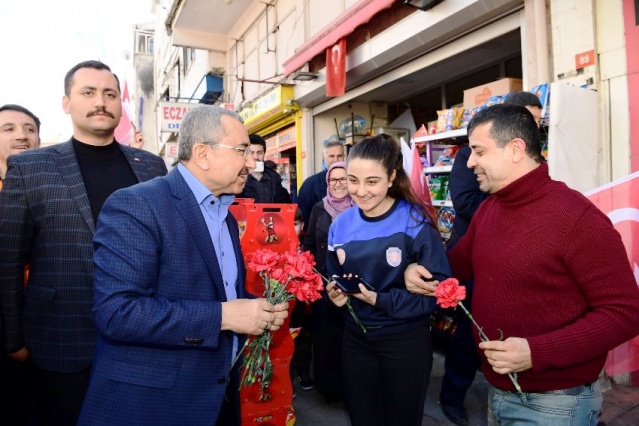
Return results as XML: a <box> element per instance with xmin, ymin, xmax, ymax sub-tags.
<box><xmin>333</xmin><ymin>276</ymin><xmax>375</xmax><ymax>294</ymax></box>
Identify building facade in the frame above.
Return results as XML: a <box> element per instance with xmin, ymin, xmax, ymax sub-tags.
<box><xmin>155</xmin><ymin>0</ymin><xmax>637</xmax><ymax>191</ymax></box>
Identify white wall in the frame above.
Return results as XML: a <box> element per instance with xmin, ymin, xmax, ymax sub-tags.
<box><xmin>226</xmin><ymin>0</ymin><xmax>299</xmax><ymax>108</ymax></box>
<box><xmin>549</xmin><ymin>0</ymin><xmax>630</xmax><ymax>183</ymax></box>
<box><xmin>595</xmin><ymin>0</ymin><xmax>630</xmax><ymax>181</ymax></box>
<box><xmin>224</xmin><ymin>0</ymin><xmax>363</xmax><ymax>109</ymax></box>
<box><xmin>182</xmin><ymin>50</ymin><xmax>212</xmax><ymax>99</ymax></box>
<box><xmin>549</xmin><ymin>0</ymin><xmax>597</xmax><ymax>88</ymax></box>
<box><xmin>153</xmin><ymin>3</ymin><xmax>177</xmax><ymax>156</ymax></box>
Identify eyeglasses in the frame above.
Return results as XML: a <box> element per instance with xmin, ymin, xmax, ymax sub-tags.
<box><xmin>329</xmin><ymin>177</ymin><xmax>348</xmax><ymax>186</ymax></box>
<box><xmin>202</xmin><ymin>142</ymin><xmax>251</xmax><ymax>159</ymax></box>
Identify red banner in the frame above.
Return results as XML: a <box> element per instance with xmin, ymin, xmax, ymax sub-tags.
<box><xmin>326</xmin><ymin>39</ymin><xmax>346</xmax><ymax>97</ymax></box>
<box><xmin>585</xmin><ymin>171</ymin><xmax>639</xmax><ymax>379</ymax></box>
<box><xmin>114</xmin><ymin>81</ymin><xmax>133</xmax><ymax>145</ymax></box>
<box><xmin>409</xmin><ymin>125</ymin><xmax>435</xmax><ymax>217</ymax></box>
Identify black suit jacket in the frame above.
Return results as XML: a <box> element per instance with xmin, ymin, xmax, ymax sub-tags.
<box><xmin>239</xmin><ymin>167</ymin><xmax>291</xmax><ymax>203</ymax></box>
<box><xmin>0</xmin><ymin>140</ymin><xmax>167</xmax><ymax>373</ymax></box>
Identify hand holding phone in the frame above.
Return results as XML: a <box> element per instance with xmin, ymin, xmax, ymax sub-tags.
<box><xmin>333</xmin><ymin>276</ymin><xmax>374</xmax><ymax>294</ymax></box>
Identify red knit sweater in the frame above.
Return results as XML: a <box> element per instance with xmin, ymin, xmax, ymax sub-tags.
<box><xmin>449</xmin><ymin>162</ymin><xmax>639</xmax><ymax>392</ymax></box>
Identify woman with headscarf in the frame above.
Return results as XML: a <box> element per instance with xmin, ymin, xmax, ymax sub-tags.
<box><xmin>304</xmin><ymin>160</ymin><xmax>355</xmax><ymax>403</ymax></box>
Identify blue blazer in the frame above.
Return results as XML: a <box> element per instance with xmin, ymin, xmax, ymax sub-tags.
<box><xmin>78</xmin><ymin>168</ymin><xmax>248</xmax><ymax>425</ymax></box>
<box><xmin>0</xmin><ymin>140</ymin><xmax>167</xmax><ymax>372</ymax></box>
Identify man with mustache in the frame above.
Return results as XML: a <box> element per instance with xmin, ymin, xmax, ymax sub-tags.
<box><xmin>78</xmin><ymin>106</ymin><xmax>289</xmax><ymax>425</ymax></box>
<box><xmin>0</xmin><ymin>60</ymin><xmax>167</xmax><ymax>425</ymax></box>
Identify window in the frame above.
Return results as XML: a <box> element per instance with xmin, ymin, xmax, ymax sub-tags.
<box><xmin>183</xmin><ymin>48</ymin><xmax>196</xmax><ymax>73</ymax></box>
<box><xmin>135</xmin><ymin>31</ymin><xmax>154</xmax><ymax>55</ymax></box>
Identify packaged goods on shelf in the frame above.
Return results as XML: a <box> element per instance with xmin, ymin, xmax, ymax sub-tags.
<box><xmin>460</xmin><ymin>108</ymin><xmax>478</xmax><ymax>128</ymax></box>
<box><xmin>416</xmin><ymin>143</ymin><xmax>429</xmax><ymax>168</ymax></box>
<box><xmin>437</xmin><ymin>207</ymin><xmax>455</xmax><ymax>235</ymax></box>
<box><xmin>485</xmin><ymin>95</ymin><xmax>507</xmax><ymax>106</ymax></box>
<box><xmin>434</xmin><ymin>146</ymin><xmax>459</xmax><ymax>166</ymax></box>
<box><xmin>428</xmin><ymin>175</ymin><xmax>449</xmax><ymax>201</ymax></box>
<box><xmin>436</xmin><ymin>109</ymin><xmax>448</xmax><ymax>133</ymax></box>
<box><xmin>436</xmin><ymin>108</ymin><xmax>465</xmax><ymax>133</ymax></box>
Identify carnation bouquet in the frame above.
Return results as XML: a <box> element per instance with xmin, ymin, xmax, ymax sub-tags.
<box><xmin>435</xmin><ymin>278</ymin><xmax>526</xmax><ymax>402</ymax></box>
<box><xmin>237</xmin><ymin>248</ymin><xmax>323</xmax><ymax>398</ymax></box>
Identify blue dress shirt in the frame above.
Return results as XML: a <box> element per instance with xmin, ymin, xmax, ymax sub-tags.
<box><xmin>177</xmin><ymin>164</ymin><xmax>239</xmax><ymax>359</ymax></box>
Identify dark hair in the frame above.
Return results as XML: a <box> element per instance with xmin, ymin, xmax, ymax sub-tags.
<box><xmin>0</xmin><ymin>104</ymin><xmax>41</xmax><ymax>132</ymax></box>
<box><xmin>294</xmin><ymin>206</ymin><xmax>303</xmax><ymax>222</ymax></box>
<box><xmin>467</xmin><ymin>104</ymin><xmax>543</xmax><ymax>163</ymax></box>
<box><xmin>503</xmin><ymin>91</ymin><xmax>542</xmax><ymax>109</ymax></box>
<box><xmin>249</xmin><ymin>134</ymin><xmax>266</xmax><ymax>151</ymax></box>
<box><xmin>64</xmin><ymin>60</ymin><xmax>120</xmax><ymax>96</ymax></box>
<box><xmin>347</xmin><ymin>134</ymin><xmax>436</xmax><ymax>226</ymax></box>
<box><xmin>264</xmin><ymin>160</ymin><xmax>277</xmax><ymax>171</ymax></box>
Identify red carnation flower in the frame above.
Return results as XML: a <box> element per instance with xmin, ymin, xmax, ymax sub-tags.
<box><xmin>248</xmin><ymin>249</ymin><xmax>280</xmax><ymax>273</ymax></box>
<box><xmin>432</xmin><ymin>277</ymin><xmax>525</xmax><ymax>398</ymax></box>
<box><xmin>239</xmin><ymin>249</ymin><xmax>324</xmax><ymax>396</ymax></box>
<box><xmin>434</xmin><ymin>278</ymin><xmax>467</xmax><ymax>308</ymax></box>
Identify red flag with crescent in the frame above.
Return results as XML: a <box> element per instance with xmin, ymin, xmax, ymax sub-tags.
<box><xmin>326</xmin><ymin>39</ymin><xmax>346</xmax><ymax>97</ymax></box>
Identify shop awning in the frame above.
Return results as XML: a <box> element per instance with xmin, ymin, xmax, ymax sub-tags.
<box><xmin>282</xmin><ymin>0</ymin><xmax>397</xmax><ymax>77</ymax></box>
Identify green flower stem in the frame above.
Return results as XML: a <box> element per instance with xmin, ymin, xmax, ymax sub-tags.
<box><xmin>345</xmin><ymin>299</ymin><xmax>367</xmax><ymax>334</ymax></box>
<box><xmin>456</xmin><ymin>301</ymin><xmax>490</xmax><ymax>342</ymax></box>
<box><xmin>456</xmin><ymin>300</ymin><xmax>527</xmax><ymax>403</ymax></box>
<box><xmin>314</xmin><ymin>268</ymin><xmax>367</xmax><ymax>334</ymax></box>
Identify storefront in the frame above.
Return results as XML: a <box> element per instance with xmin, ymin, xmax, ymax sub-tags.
<box><xmin>239</xmin><ymin>85</ymin><xmax>303</xmax><ymax>199</ymax></box>
<box><xmin>308</xmin><ymin>11</ymin><xmax>526</xmax><ymax>162</ymax></box>
<box><xmin>283</xmin><ymin>1</ymin><xmax>543</xmax><ymax>182</ymax></box>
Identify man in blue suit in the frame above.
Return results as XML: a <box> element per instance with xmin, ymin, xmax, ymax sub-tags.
<box><xmin>78</xmin><ymin>106</ymin><xmax>290</xmax><ymax>425</ymax></box>
<box><xmin>0</xmin><ymin>60</ymin><xmax>167</xmax><ymax>425</ymax></box>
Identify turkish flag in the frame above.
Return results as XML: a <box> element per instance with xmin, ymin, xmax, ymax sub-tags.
<box><xmin>408</xmin><ymin>126</ymin><xmax>435</xmax><ymax>217</ymax></box>
<box><xmin>114</xmin><ymin>81</ymin><xmax>134</xmax><ymax>145</ymax></box>
<box><xmin>585</xmin><ymin>171</ymin><xmax>639</xmax><ymax>380</ymax></box>
<box><xmin>326</xmin><ymin>39</ymin><xmax>346</xmax><ymax>97</ymax></box>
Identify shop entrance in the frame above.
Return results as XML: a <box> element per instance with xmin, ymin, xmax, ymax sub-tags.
<box><xmin>371</xmin><ymin>29</ymin><xmax>523</xmax><ymax>129</ymax></box>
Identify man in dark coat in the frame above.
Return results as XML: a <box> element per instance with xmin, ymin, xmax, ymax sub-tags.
<box><xmin>0</xmin><ymin>60</ymin><xmax>168</xmax><ymax>425</ymax></box>
<box><xmin>296</xmin><ymin>138</ymin><xmax>345</xmax><ymax>229</ymax></box>
<box><xmin>239</xmin><ymin>134</ymin><xmax>291</xmax><ymax>203</ymax></box>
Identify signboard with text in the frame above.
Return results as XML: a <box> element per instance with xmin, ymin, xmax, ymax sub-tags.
<box><xmin>159</xmin><ymin>101</ymin><xmax>194</xmax><ymax>132</ymax></box>
<box><xmin>164</xmin><ymin>142</ymin><xmax>179</xmax><ymax>159</ymax></box>
<box><xmin>239</xmin><ymin>86</ymin><xmax>294</xmax><ymax>131</ymax></box>
<box><xmin>575</xmin><ymin>49</ymin><xmax>596</xmax><ymax>69</ymax></box>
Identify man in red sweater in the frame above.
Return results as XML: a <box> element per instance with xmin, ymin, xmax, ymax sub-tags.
<box><xmin>406</xmin><ymin>104</ymin><xmax>639</xmax><ymax>424</ymax></box>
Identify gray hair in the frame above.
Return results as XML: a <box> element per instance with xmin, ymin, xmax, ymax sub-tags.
<box><xmin>177</xmin><ymin>106</ymin><xmax>243</xmax><ymax>161</ymax></box>
<box><xmin>324</xmin><ymin>138</ymin><xmax>345</xmax><ymax>152</ymax></box>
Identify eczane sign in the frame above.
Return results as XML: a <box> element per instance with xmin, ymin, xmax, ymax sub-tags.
<box><xmin>159</xmin><ymin>101</ymin><xmax>194</xmax><ymax>132</ymax></box>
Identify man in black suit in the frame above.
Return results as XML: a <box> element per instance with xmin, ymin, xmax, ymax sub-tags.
<box><xmin>296</xmin><ymin>138</ymin><xmax>345</xmax><ymax>229</ymax></box>
<box><xmin>0</xmin><ymin>103</ymin><xmax>41</xmax><ymax>426</ymax></box>
<box><xmin>0</xmin><ymin>60</ymin><xmax>167</xmax><ymax>426</ymax></box>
